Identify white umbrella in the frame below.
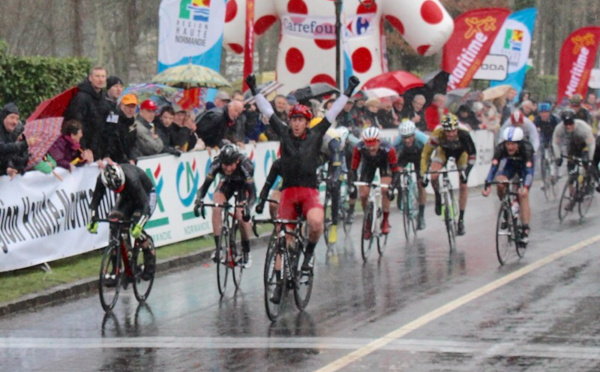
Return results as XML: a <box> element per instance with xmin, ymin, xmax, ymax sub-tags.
<box><xmin>363</xmin><ymin>87</ymin><xmax>399</xmax><ymax>99</ymax></box>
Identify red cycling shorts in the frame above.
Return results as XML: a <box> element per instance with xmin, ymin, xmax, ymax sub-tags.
<box><xmin>278</xmin><ymin>187</ymin><xmax>322</xmax><ymax>221</ymax></box>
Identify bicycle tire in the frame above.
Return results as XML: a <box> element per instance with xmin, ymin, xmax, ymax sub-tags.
<box><xmin>293</xmin><ymin>246</ymin><xmax>313</xmax><ymax>311</ymax></box>
<box><xmin>401</xmin><ymin>189</ymin><xmax>410</xmax><ymax>240</ymax></box>
<box><xmin>323</xmin><ymin>191</ymin><xmax>331</xmax><ymax>244</ymax></box>
<box><xmin>99</xmin><ymin>244</ymin><xmax>122</xmax><ymax>312</ymax></box>
<box><xmin>216</xmin><ymin>226</ymin><xmax>230</xmax><ymax>296</ymax></box>
<box><xmin>558</xmin><ymin>177</ymin><xmax>574</xmax><ymax>223</ymax></box>
<box><xmin>132</xmin><ymin>236</ymin><xmax>155</xmax><ymax>303</ymax></box>
<box><xmin>377</xmin><ymin>233</ymin><xmax>388</xmax><ymax>256</ymax></box>
<box><xmin>444</xmin><ymin>191</ymin><xmax>457</xmax><ymax>251</ymax></box>
<box><xmin>578</xmin><ymin>176</ymin><xmax>595</xmax><ymax>219</ymax></box>
<box><xmin>541</xmin><ymin>158</ymin><xmax>551</xmax><ymax>201</ymax></box>
<box><xmin>231</xmin><ymin>219</ymin><xmax>244</xmax><ymax>289</ymax></box>
<box><xmin>361</xmin><ymin>202</ymin><xmax>374</xmax><ymax>262</ymax></box>
<box><xmin>264</xmin><ymin>238</ymin><xmax>285</xmax><ymax>321</ymax></box>
<box><xmin>495</xmin><ymin>203</ymin><xmax>514</xmax><ymax>265</ymax></box>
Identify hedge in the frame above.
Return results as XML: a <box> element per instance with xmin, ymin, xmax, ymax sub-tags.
<box><xmin>0</xmin><ymin>40</ymin><xmax>91</xmax><ymax>118</ymax></box>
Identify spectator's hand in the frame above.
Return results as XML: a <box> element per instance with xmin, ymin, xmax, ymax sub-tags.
<box><xmin>413</xmin><ymin>114</ymin><xmax>421</xmax><ymax>123</ymax></box>
<box><xmin>69</xmin><ymin>163</ymin><xmax>76</xmax><ymax>173</ymax></box>
<box><xmin>6</xmin><ymin>167</ymin><xmax>18</xmax><ymax>179</ymax></box>
<box><xmin>97</xmin><ymin>160</ymin><xmax>106</xmax><ymax>170</ymax></box>
<box><xmin>86</xmin><ymin>220</ymin><xmax>98</xmax><ymax>234</ymax></box>
<box><xmin>26</xmin><ymin>136</ymin><xmax>39</xmax><ymax>147</ymax></box>
<box><xmin>245</xmin><ymin>75</ymin><xmax>258</xmax><ymax>95</ymax></box>
<box><xmin>131</xmin><ymin>224</ymin><xmax>143</xmax><ymax>240</ymax></box>
<box><xmin>248</xmin><ymin>140</ymin><xmax>257</xmax><ymax>146</ymax></box>
<box><xmin>82</xmin><ymin>149</ymin><xmax>94</xmax><ymax>163</ymax></box>
<box><xmin>236</xmin><ymin>142</ymin><xmax>246</xmax><ymax>150</ymax></box>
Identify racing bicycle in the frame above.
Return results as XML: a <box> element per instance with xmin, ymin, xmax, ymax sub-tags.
<box><xmin>425</xmin><ymin>167</ymin><xmax>459</xmax><ymax>252</ymax></box>
<box><xmin>558</xmin><ymin>156</ymin><xmax>596</xmax><ymax>222</ymax></box>
<box><xmin>354</xmin><ymin>181</ymin><xmax>392</xmax><ymax>261</ymax></box>
<box><xmin>397</xmin><ymin>168</ymin><xmax>418</xmax><ymax>240</ymax></box>
<box><xmin>540</xmin><ymin>143</ymin><xmax>558</xmax><ymax>201</ymax></box>
<box><xmin>488</xmin><ymin>180</ymin><xmax>527</xmax><ymax>265</ymax></box>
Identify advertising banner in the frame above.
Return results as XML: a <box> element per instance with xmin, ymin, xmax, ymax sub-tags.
<box><xmin>443</xmin><ymin>8</ymin><xmax>511</xmax><ymax>91</ymax></box>
<box><xmin>157</xmin><ymin>0</ymin><xmax>226</xmax><ymax>73</ymax></box>
<box><xmin>487</xmin><ymin>8</ymin><xmax>538</xmax><ymax>97</ymax></box>
<box><xmin>557</xmin><ymin>26</ymin><xmax>600</xmax><ymax>104</ymax></box>
<box><xmin>473</xmin><ymin>54</ymin><xmax>509</xmax><ymax>81</ymax></box>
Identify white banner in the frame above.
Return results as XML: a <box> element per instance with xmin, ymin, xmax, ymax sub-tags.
<box><xmin>589</xmin><ymin>68</ymin><xmax>600</xmax><ymax>89</ymax></box>
<box><xmin>473</xmin><ymin>54</ymin><xmax>509</xmax><ymax>81</ymax></box>
<box><xmin>0</xmin><ymin>134</ymin><xmax>493</xmax><ymax>272</ymax></box>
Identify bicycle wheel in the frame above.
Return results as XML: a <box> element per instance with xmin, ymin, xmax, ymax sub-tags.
<box><xmin>323</xmin><ymin>192</ymin><xmax>331</xmax><ymax>244</ymax></box>
<box><xmin>264</xmin><ymin>240</ymin><xmax>285</xmax><ymax>321</ymax></box>
<box><xmin>401</xmin><ymin>189</ymin><xmax>410</xmax><ymax>240</ymax></box>
<box><xmin>495</xmin><ymin>204</ymin><xmax>515</xmax><ymax>265</ymax></box>
<box><xmin>216</xmin><ymin>226</ymin><xmax>230</xmax><ymax>296</ymax></box>
<box><xmin>444</xmin><ymin>191</ymin><xmax>457</xmax><ymax>251</ymax></box>
<box><xmin>293</xmin><ymin>246</ymin><xmax>313</xmax><ymax>311</ymax></box>
<box><xmin>132</xmin><ymin>236</ymin><xmax>155</xmax><ymax>303</ymax></box>
<box><xmin>361</xmin><ymin>202</ymin><xmax>375</xmax><ymax>262</ymax></box>
<box><xmin>231</xmin><ymin>220</ymin><xmax>244</xmax><ymax>289</ymax></box>
<box><xmin>541</xmin><ymin>157</ymin><xmax>551</xmax><ymax>201</ymax></box>
<box><xmin>578</xmin><ymin>177</ymin><xmax>595</xmax><ymax>218</ymax></box>
<box><xmin>377</xmin><ymin>233</ymin><xmax>388</xmax><ymax>256</ymax></box>
<box><xmin>99</xmin><ymin>244</ymin><xmax>122</xmax><ymax>312</ymax></box>
<box><xmin>558</xmin><ymin>178</ymin><xmax>575</xmax><ymax>222</ymax></box>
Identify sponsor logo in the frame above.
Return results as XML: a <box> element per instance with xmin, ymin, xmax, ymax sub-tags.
<box><xmin>565</xmin><ymin>47</ymin><xmax>590</xmax><ymax>97</ymax></box>
<box><xmin>448</xmin><ymin>32</ymin><xmax>489</xmax><ymax>90</ymax></box>
<box><xmin>281</xmin><ymin>15</ymin><xmax>336</xmax><ymax>40</ymax></box>
<box><xmin>346</xmin><ymin>15</ymin><xmax>374</xmax><ymax>37</ymax></box>
<box><xmin>179</xmin><ymin>0</ymin><xmax>210</xmax><ymax>22</ymax></box>
<box><xmin>176</xmin><ymin>158</ymin><xmax>200</xmax><ymax>207</ymax></box>
<box><xmin>572</xmin><ymin>33</ymin><xmax>595</xmax><ymax>54</ymax></box>
<box><xmin>145</xmin><ymin>164</ymin><xmax>166</xmax><ymax>213</ymax></box>
<box><xmin>176</xmin><ymin>0</ymin><xmax>211</xmax><ymax>47</ymax></box>
<box><xmin>464</xmin><ymin>16</ymin><xmax>498</xmax><ymax>39</ymax></box>
<box><xmin>503</xmin><ymin>28</ymin><xmax>524</xmax><ymax>52</ymax></box>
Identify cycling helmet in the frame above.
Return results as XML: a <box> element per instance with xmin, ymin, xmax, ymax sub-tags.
<box><xmin>101</xmin><ymin>163</ymin><xmax>125</xmax><ymax>191</ymax></box>
<box><xmin>219</xmin><ymin>144</ymin><xmax>241</xmax><ymax>165</ymax></box>
<box><xmin>288</xmin><ymin>104</ymin><xmax>313</xmax><ymax>120</ymax></box>
<box><xmin>441</xmin><ymin>114</ymin><xmax>459</xmax><ymax>131</ymax></box>
<box><xmin>538</xmin><ymin>102</ymin><xmax>551</xmax><ymax>112</ymax></box>
<box><xmin>398</xmin><ymin>120</ymin><xmax>416</xmax><ymax>137</ymax></box>
<box><xmin>561</xmin><ymin>109</ymin><xmax>576</xmax><ymax>124</ymax></box>
<box><xmin>362</xmin><ymin>126</ymin><xmax>380</xmax><ymax>143</ymax></box>
<box><xmin>502</xmin><ymin>126</ymin><xmax>524</xmax><ymax>142</ymax></box>
<box><xmin>336</xmin><ymin>126</ymin><xmax>350</xmax><ymax>144</ymax></box>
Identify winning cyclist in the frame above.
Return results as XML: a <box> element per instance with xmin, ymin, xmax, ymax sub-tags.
<box><xmin>421</xmin><ymin>114</ymin><xmax>476</xmax><ymax>236</ymax></box>
<box><xmin>248</xmin><ymin>74</ymin><xmax>360</xmax><ymax>304</ymax></box>
<box><xmin>393</xmin><ymin>120</ymin><xmax>429</xmax><ymax>230</ymax></box>
<box><xmin>482</xmin><ymin>127</ymin><xmax>534</xmax><ymax>243</ymax></box>
<box><xmin>87</xmin><ymin>163</ymin><xmax>157</xmax><ymax>283</ymax></box>
<box><xmin>552</xmin><ymin>110</ymin><xmax>596</xmax><ymax>211</ymax></box>
<box><xmin>348</xmin><ymin>127</ymin><xmax>400</xmax><ymax>238</ymax></box>
<box><xmin>194</xmin><ymin>144</ymin><xmax>256</xmax><ymax>267</ymax></box>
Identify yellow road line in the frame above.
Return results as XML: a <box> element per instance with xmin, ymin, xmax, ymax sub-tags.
<box><xmin>315</xmin><ymin>235</ymin><xmax>600</xmax><ymax>372</ymax></box>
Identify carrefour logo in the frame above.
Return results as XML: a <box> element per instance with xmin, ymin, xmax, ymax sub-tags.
<box><xmin>176</xmin><ymin>158</ymin><xmax>200</xmax><ymax>207</ymax></box>
<box><xmin>179</xmin><ymin>0</ymin><xmax>210</xmax><ymax>21</ymax></box>
<box><xmin>145</xmin><ymin>164</ymin><xmax>166</xmax><ymax>213</ymax></box>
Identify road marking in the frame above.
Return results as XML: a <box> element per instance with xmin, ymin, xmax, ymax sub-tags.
<box><xmin>315</xmin><ymin>235</ymin><xmax>600</xmax><ymax>372</ymax></box>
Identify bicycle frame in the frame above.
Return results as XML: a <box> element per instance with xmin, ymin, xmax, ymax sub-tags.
<box><xmin>425</xmin><ymin>167</ymin><xmax>459</xmax><ymax>251</ymax></box>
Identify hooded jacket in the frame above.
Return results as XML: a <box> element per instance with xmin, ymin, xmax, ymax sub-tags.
<box><xmin>195</xmin><ymin>106</ymin><xmax>231</xmax><ymax>148</ymax></box>
<box><xmin>0</xmin><ymin>104</ymin><xmax>29</xmax><ymax>175</ymax></box>
<box><xmin>47</xmin><ymin>134</ymin><xmax>82</xmax><ymax>169</ymax></box>
<box><xmin>64</xmin><ymin>79</ymin><xmax>110</xmax><ymax>158</ymax></box>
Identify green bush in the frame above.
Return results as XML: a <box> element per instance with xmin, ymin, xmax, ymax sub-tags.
<box><xmin>0</xmin><ymin>40</ymin><xmax>91</xmax><ymax>118</ymax></box>
<box><xmin>524</xmin><ymin>72</ymin><xmax>558</xmax><ymax>101</ymax></box>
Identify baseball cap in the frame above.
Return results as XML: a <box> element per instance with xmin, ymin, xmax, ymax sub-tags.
<box><xmin>121</xmin><ymin>94</ymin><xmax>138</xmax><ymax>106</ymax></box>
<box><xmin>215</xmin><ymin>91</ymin><xmax>230</xmax><ymax>101</ymax></box>
<box><xmin>140</xmin><ymin>99</ymin><xmax>158</xmax><ymax>111</ymax></box>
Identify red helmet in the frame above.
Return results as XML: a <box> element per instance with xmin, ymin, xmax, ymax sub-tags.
<box><xmin>140</xmin><ymin>100</ymin><xmax>158</xmax><ymax>111</ymax></box>
<box><xmin>288</xmin><ymin>104</ymin><xmax>313</xmax><ymax>120</ymax></box>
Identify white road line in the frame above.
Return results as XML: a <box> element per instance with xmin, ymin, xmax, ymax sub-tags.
<box><xmin>315</xmin><ymin>235</ymin><xmax>600</xmax><ymax>372</ymax></box>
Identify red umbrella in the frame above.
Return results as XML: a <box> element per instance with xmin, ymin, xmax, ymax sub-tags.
<box><xmin>361</xmin><ymin>71</ymin><xmax>424</xmax><ymax>95</ymax></box>
<box><xmin>24</xmin><ymin>117</ymin><xmax>63</xmax><ymax>170</ymax></box>
<box><xmin>27</xmin><ymin>86</ymin><xmax>78</xmax><ymax>122</ymax></box>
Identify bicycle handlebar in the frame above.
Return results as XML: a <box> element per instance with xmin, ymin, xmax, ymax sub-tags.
<box><xmin>424</xmin><ymin>169</ymin><xmax>461</xmax><ymax>175</ymax></box>
<box><xmin>97</xmin><ymin>218</ymin><xmax>133</xmax><ymax>225</ymax></box>
<box><xmin>353</xmin><ymin>181</ymin><xmax>390</xmax><ymax>188</ymax></box>
<box><xmin>251</xmin><ymin>216</ymin><xmax>305</xmax><ymax>237</ymax></box>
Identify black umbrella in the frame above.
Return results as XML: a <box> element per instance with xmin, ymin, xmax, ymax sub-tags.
<box><xmin>292</xmin><ymin>83</ymin><xmax>340</xmax><ymax>102</ymax></box>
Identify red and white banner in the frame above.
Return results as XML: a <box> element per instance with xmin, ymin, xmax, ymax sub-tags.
<box><xmin>557</xmin><ymin>27</ymin><xmax>600</xmax><ymax>104</ymax></box>
<box><xmin>443</xmin><ymin>8</ymin><xmax>510</xmax><ymax>91</ymax></box>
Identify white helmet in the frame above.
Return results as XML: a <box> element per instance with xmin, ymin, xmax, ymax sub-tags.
<box><xmin>100</xmin><ymin>163</ymin><xmax>126</xmax><ymax>191</ymax></box>
<box><xmin>398</xmin><ymin>120</ymin><xmax>416</xmax><ymax>137</ymax></box>
<box><xmin>336</xmin><ymin>126</ymin><xmax>350</xmax><ymax>144</ymax></box>
<box><xmin>502</xmin><ymin>126</ymin><xmax>524</xmax><ymax>142</ymax></box>
<box><xmin>362</xmin><ymin>126</ymin><xmax>380</xmax><ymax>142</ymax></box>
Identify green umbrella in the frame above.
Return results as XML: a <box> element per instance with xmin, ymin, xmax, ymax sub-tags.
<box><xmin>152</xmin><ymin>64</ymin><xmax>231</xmax><ymax>89</ymax></box>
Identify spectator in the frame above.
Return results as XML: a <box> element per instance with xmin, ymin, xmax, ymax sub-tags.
<box><xmin>105</xmin><ymin>75</ymin><xmax>124</xmax><ymax>111</ymax></box>
<box><xmin>424</xmin><ymin>94</ymin><xmax>448</xmax><ymax>131</ymax></box>
<box><xmin>360</xmin><ymin>98</ymin><xmax>382</xmax><ymax>128</ymax></box>
<box><xmin>47</xmin><ymin>119</ymin><xmax>90</xmax><ymax>172</ymax></box>
<box><xmin>480</xmin><ymin>101</ymin><xmax>501</xmax><ymax>134</ymax></box>
<box><xmin>183</xmin><ymin>114</ymin><xmax>200</xmax><ymax>151</ymax></box>
<box><xmin>520</xmin><ymin>100</ymin><xmax>536</xmax><ymax>122</ymax></box>
<box><xmin>336</xmin><ymin>98</ymin><xmax>357</xmax><ymax>129</ymax></box>
<box><xmin>135</xmin><ymin>100</ymin><xmax>163</xmax><ymax>156</ymax></box>
<box><xmin>171</xmin><ymin>109</ymin><xmax>193</xmax><ymax>152</ymax></box>
<box><xmin>155</xmin><ymin>106</ymin><xmax>182</xmax><ymax>156</ymax></box>
<box><xmin>402</xmin><ymin>94</ymin><xmax>427</xmax><ymax>131</ymax></box>
<box><xmin>285</xmin><ymin>94</ymin><xmax>298</xmax><ymax>115</ymax></box>
<box><xmin>225</xmin><ymin>91</ymin><xmax>249</xmax><ymax>148</ymax></box>
<box><xmin>518</xmin><ymin>90</ymin><xmax>531</xmax><ymax>105</ymax></box>
<box><xmin>272</xmin><ymin>94</ymin><xmax>288</xmax><ymax>123</ymax></box>
<box><xmin>569</xmin><ymin>94</ymin><xmax>591</xmax><ymax>123</ymax></box>
<box><xmin>392</xmin><ymin>96</ymin><xmax>405</xmax><ymax>120</ymax></box>
<box><xmin>456</xmin><ymin>104</ymin><xmax>480</xmax><ymax>130</ymax></box>
<box><xmin>585</xmin><ymin>93</ymin><xmax>599</xmax><ymax>132</ymax></box>
<box><xmin>64</xmin><ymin>66</ymin><xmax>110</xmax><ymax>159</ymax></box>
<box><xmin>377</xmin><ymin>97</ymin><xmax>398</xmax><ymax>128</ymax></box>
<box><xmin>214</xmin><ymin>91</ymin><xmax>231</xmax><ymax>108</ymax></box>
<box><xmin>352</xmin><ymin>91</ymin><xmax>367</xmax><ymax>121</ymax></box>
<box><xmin>500</xmin><ymin>87</ymin><xmax>517</xmax><ymax>125</ymax></box>
<box><xmin>98</xmin><ymin>93</ymin><xmax>139</xmax><ymax>164</ymax></box>
<box><xmin>195</xmin><ymin>100</ymin><xmax>245</xmax><ymax>148</ymax></box>
<box><xmin>0</xmin><ymin>103</ymin><xmax>37</xmax><ymax>178</ymax></box>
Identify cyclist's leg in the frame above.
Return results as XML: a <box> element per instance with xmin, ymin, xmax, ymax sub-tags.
<box><xmin>359</xmin><ymin>167</ymin><xmax>376</xmax><ymax>211</ymax></box>
<box><xmin>457</xmin><ymin>151</ymin><xmax>469</xmax><ymax>217</ymax></box>
<box><xmin>212</xmin><ymin>182</ymin><xmax>231</xmax><ymax>256</ymax></box>
<box><xmin>235</xmin><ymin>186</ymin><xmax>253</xmax><ymax>265</ymax></box>
<box><xmin>302</xmin><ymin>188</ymin><xmax>324</xmax><ymax>270</ymax></box>
<box><xmin>380</xmin><ymin>170</ymin><xmax>392</xmax><ymax>233</ymax></box>
<box><xmin>429</xmin><ymin>148</ymin><xmax>445</xmax><ymax>215</ymax></box>
<box><xmin>269</xmin><ymin>187</ymin><xmax>281</xmax><ymax>219</ymax></box>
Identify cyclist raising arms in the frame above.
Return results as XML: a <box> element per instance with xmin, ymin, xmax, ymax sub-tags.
<box><xmin>482</xmin><ymin>127</ymin><xmax>534</xmax><ymax>243</ymax></box>
<box><xmin>247</xmin><ymin>74</ymin><xmax>360</xmax><ymax>278</ymax></box>
<box><xmin>421</xmin><ymin>114</ymin><xmax>476</xmax><ymax>236</ymax></box>
<box><xmin>393</xmin><ymin>120</ymin><xmax>429</xmax><ymax>230</ymax></box>
<box><xmin>348</xmin><ymin>127</ymin><xmax>400</xmax><ymax>238</ymax></box>
<box><xmin>552</xmin><ymin>110</ymin><xmax>596</xmax><ymax>211</ymax></box>
<box><xmin>194</xmin><ymin>144</ymin><xmax>256</xmax><ymax>267</ymax></box>
<box><xmin>87</xmin><ymin>163</ymin><xmax>157</xmax><ymax>282</ymax></box>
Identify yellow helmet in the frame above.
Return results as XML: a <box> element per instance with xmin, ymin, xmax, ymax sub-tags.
<box><xmin>309</xmin><ymin>117</ymin><xmax>323</xmax><ymax>129</ymax></box>
<box><xmin>441</xmin><ymin>114</ymin><xmax>459</xmax><ymax>131</ymax></box>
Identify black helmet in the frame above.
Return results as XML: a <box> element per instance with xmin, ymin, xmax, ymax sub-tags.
<box><xmin>219</xmin><ymin>144</ymin><xmax>240</xmax><ymax>165</ymax></box>
<box><xmin>100</xmin><ymin>163</ymin><xmax>125</xmax><ymax>191</ymax></box>
<box><xmin>560</xmin><ymin>109</ymin><xmax>575</xmax><ymax>124</ymax></box>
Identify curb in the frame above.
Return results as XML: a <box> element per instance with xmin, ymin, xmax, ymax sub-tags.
<box><xmin>0</xmin><ymin>233</ymin><xmax>273</xmax><ymax>317</ymax></box>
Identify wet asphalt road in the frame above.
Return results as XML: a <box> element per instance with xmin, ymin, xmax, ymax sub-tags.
<box><xmin>2</xmin><ymin>184</ymin><xmax>600</xmax><ymax>371</ymax></box>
